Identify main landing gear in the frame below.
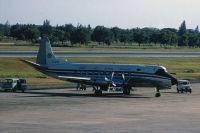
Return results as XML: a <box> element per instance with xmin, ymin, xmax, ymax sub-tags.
<box><xmin>123</xmin><ymin>86</ymin><xmax>131</xmax><ymax>95</ymax></box>
<box><xmin>76</xmin><ymin>83</ymin><xmax>86</xmax><ymax>91</ymax></box>
<box><xmin>93</xmin><ymin>86</ymin><xmax>102</xmax><ymax>96</ymax></box>
<box><xmin>155</xmin><ymin>88</ymin><xmax>161</xmax><ymax>97</ymax></box>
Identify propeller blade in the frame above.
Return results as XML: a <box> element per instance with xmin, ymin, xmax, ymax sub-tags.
<box><xmin>122</xmin><ymin>73</ymin><xmax>125</xmax><ymax>81</ymax></box>
<box><xmin>111</xmin><ymin>72</ymin><xmax>115</xmax><ymax>80</ymax></box>
<box><xmin>105</xmin><ymin>77</ymin><xmax>109</xmax><ymax>81</ymax></box>
<box><xmin>112</xmin><ymin>82</ymin><xmax>116</xmax><ymax>87</ymax></box>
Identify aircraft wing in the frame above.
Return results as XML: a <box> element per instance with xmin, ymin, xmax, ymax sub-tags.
<box><xmin>58</xmin><ymin>76</ymin><xmax>116</xmax><ymax>86</ymax></box>
<box><xmin>58</xmin><ymin>76</ymin><xmax>91</xmax><ymax>82</ymax></box>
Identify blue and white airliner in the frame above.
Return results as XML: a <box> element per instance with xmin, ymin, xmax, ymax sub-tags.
<box><xmin>24</xmin><ymin>37</ymin><xmax>177</xmax><ymax>97</ymax></box>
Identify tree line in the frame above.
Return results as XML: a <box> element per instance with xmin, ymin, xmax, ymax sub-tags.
<box><xmin>0</xmin><ymin>20</ymin><xmax>200</xmax><ymax>47</ymax></box>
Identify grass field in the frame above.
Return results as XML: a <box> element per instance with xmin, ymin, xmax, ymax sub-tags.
<box><xmin>0</xmin><ymin>57</ymin><xmax>200</xmax><ymax>85</ymax></box>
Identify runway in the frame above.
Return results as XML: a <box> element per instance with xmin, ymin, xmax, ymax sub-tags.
<box><xmin>0</xmin><ymin>84</ymin><xmax>200</xmax><ymax>133</ymax></box>
<box><xmin>1</xmin><ymin>51</ymin><xmax>200</xmax><ymax>57</ymax></box>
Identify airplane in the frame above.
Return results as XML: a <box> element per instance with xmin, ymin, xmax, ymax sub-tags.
<box><xmin>23</xmin><ymin>37</ymin><xmax>177</xmax><ymax>97</ymax></box>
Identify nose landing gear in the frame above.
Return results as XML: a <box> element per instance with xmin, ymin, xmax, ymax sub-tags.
<box><xmin>155</xmin><ymin>88</ymin><xmax>161</xmax><ymax>97</ymax></box>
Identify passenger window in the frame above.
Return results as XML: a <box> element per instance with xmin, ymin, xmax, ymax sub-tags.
<box><xmin>100</xmin><ymin>72</ymin><xmax>103</xmax><ymax>75</ymax></box>
<box><xmin>131</xmin><ymin>73</ymin><xmax>135</xmax><ymax>76</ymax></box>
<box><xmin>88</xmin><ymin>72</ymin><xmax>93</xmax><ymax>75</ymax></box>
<box><xmin>125</xmin><ymin>73</ymin><xmax>129</xmax><ymax>76</ymax></box>
<box><xmin>105</xmin><ymin>72</ymin><xmax>110</xmax><ymax>75</ymax></box>
<box><xmin>94</xmin><ymin>72</ymin><xmax>98</xmax><ymax>75</ymax></box>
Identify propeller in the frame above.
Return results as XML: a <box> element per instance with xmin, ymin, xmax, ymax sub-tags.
<box><xmin>105</xmin><ymin>72</ymin><xmax>116</xmax><ymax>92</ymax></box>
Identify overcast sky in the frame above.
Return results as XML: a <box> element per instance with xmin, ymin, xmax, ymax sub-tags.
<box><xmin>1</xmin><ymin>0</ymin><xmax>200</xmax><ymax>29</ymax></box>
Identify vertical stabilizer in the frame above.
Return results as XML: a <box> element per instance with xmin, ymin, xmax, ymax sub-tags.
<box><xmin>36</xmin><ymin>37</ymin><xmax>61</xmax><ymax>65</ymax></box>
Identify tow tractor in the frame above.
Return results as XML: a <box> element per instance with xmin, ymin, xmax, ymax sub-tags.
<box><xmin>0</xmin><ymin>78</ymin><xmax>27</xmax><ymax>92</ymax></box>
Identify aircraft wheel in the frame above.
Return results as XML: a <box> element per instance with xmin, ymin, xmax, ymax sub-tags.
<box><xmin>95</xmin><ymin>90</ymin><xmax>102</xmax><ymax>96</ymax></box>
<box><xmin>12</xmin><ymin>87</ymin><xmax>17</xmax><ymax>92</ymax></box>
<box><xmin>123</xmin><ymin>88</ymin><xmax>130</xmax><ymax>95</ymax></box>
<box><xmin>177</xmin><ymin>88</ymin><xmax>179</xmax><ymax>93</ymax></box>
<box><xmin>155</xmin><ymin>88</ymin><xmax>161</xmax><ymax>97</ymax></box>
<box><xmin>155</xmin><ymin>92</ymin><xmax>161</xmax><ymax>97</ymax></box>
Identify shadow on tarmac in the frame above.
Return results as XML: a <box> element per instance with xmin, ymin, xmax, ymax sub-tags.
<box><xmin>22</xmin><ymin>91</ymin><xmax>152</xmax><ymax>99</ymax></box>
<box><xmin>162</xmin><ymin>92</ymin><xmax>178</xmax><ymax>94</ymax></box>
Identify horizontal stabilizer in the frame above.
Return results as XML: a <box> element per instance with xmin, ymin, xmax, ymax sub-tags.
<box><xmin>21</xmin><ymin>60</ymin><xmax>46</xmax><ymax>70</ymax></box>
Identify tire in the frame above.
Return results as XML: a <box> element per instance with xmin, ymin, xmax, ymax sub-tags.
<box><xmin>181</xmin><ymin>89</ymin><xmax>183</xmax><ymax>93</ymax></box>
<box><xmin>95</xmin><ymin>90</ymin><xmax>102</xmax><ymax>96</ymax></box>
<box><xmin>177</xmin><ymin>88</ymin><xmax>179</xmax><ymax>93</ymax></box>
<box><xmin>155</xmin><ymin>93</ymin><xmax>161</xmax><ymax>97</ymax></box>
<box><xmin>12</xmin><ymin>87</ymin><xmax>17</xmax><ymax>92</ymax></box>
<box><xmin>123</xmin><ymin>88</ymin><xmax>130</xmax><ymax>95</ymax></box>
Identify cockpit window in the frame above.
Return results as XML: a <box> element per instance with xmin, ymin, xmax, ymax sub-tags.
<box><xmin>160</xmin><ymin>66</ymin><xmax>168</xmax><ymax>72</ymax></box>
<box><xmin>155</xmin><ymin>68</ymin><xmax>167</xmax><ymax>76</ymax></box>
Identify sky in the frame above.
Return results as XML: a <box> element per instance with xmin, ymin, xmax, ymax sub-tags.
<box><xmin>1</xmin><ymin>0</ymin><xmax>200</xmax><ymax>29</ymax></box>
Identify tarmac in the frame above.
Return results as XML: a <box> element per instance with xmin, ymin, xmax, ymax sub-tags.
<box><xmin>0</xmin><ymin>84</ymin><xmax>200</xmax><ymax>133</ymax></box>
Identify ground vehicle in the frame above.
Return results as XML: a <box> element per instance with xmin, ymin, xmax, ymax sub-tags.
<box><xmin>177</xmin><ymin>80</ymin><xmax>192</xmax><ymax>93</ymax></box>
<box><xmin>0</xmin><ymin>78</ymin><xmax>27</xmax><ymax>92</ymax></box>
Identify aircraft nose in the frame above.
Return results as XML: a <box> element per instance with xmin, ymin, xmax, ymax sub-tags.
<box><xmin>171</xmin><ymin>76</ymin><xmax>178</xmax><ymax>85</ymax></box>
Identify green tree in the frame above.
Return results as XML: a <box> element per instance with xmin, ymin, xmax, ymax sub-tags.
<box><xmin>70</xmin><ymin>25</ymin><xmax>91</xmax><ymax>45</ymax></box>
<box><xmin>119</xmin><ymin>29</ymin><xmax>131</xmax><ymax>44</ymax></box>
<box><xmin>178</xmin><ymin>21</ymin><xmax>188</xmax><ymax>46</ymax></box>
<box><xmin>160</xmin><ymin>29</ymin><xmax>178</xmax><ymax>46</ymax></box>
<box><xmin>52</xmin><ymin>27</ymin><xmax>65</xmax><ymax>44</ymax></box>
<box><xmin>195</xmin><ymin>26</ymin><xmax>199</xmax><ymax>33</ymax></box>
<box><xmin>57</xmin><ymin>24</ymin><xmax>75</xmax><ymax>42</ymax></box>
<box><xmin>10</xmin><ymin>24</ymin><xmax>25</xmax><ymax>40</ymax></box>
<box><xmin>179</xmin><ymin>34</ymin><xmax>188</xmax><ymax>46</ymax></box>
<box><xmin>111</xmin><ymin>27</ymin><xmax>122</xmax><ymax>42</ymax></box>
<box><xmin>0</xmin><ymin>21</ymin><xmax>10</xmax><ymax>38</ymax></box>
<box><xmin>0</xmin><ymin>24</ymin><xmax>5</xmax><ymax>37</ymax></box>
<box><xmin>4</xmin><ymin>21</ymin><xmax>10</xmax><ymax>36</ymax></box>
<box><xmin>178</xmin><ymin>20</ymin><xmax>187</xmax><ymax>36</ymax></box>
<box><xmin>24</xmin><ymin>25</ymin><xmax>40</xmax><ymax>42</ymax></box>
<box><xmin>92</xmin><ymin>26</ymin><xmax>113</xmax><ymax>45</ymax></box>
<box><xmin>39</xmin><ymin>19</ymin><xmax>53</xmax><ymax>38</ymax></box>
<box><xmin>188</xmin><ymin>33</ymin><xmax>199</xmax><ymax>47</ymax></box>
<box><xmin>133</xmin><ymin>28</ymin><xmax>147</xmax><ymax>46</ymax></box>
<box><xmin>150</xmin><ymin>30</ymin><xmax>160</xmax><ymax>44</ymax></box>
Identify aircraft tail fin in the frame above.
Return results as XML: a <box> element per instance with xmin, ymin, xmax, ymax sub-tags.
<box><xmin>36</xmin><ymin>37</ymin><xmax>64</xmax><ymax>65</ymax></box>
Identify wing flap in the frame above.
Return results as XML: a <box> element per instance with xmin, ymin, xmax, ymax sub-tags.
<box><xmin>58</xmin><ymin>76</ymin><xmax>91</xmax><ymax>82</ymax></box>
